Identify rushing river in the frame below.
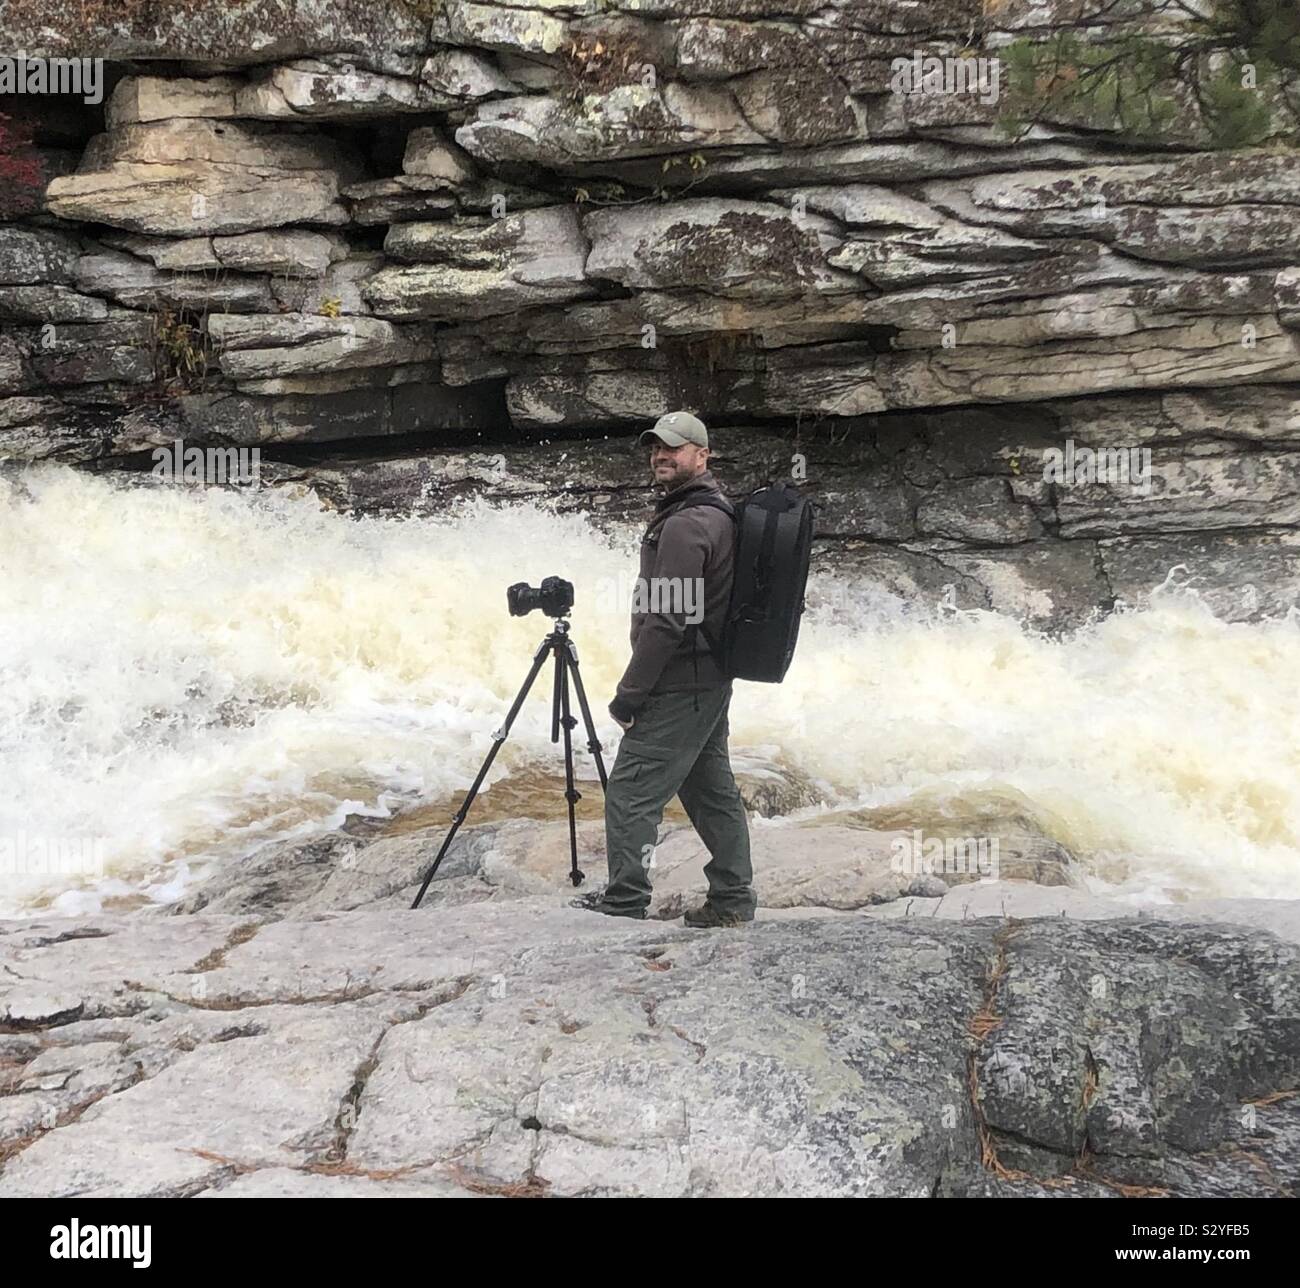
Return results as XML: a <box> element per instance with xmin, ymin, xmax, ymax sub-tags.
<box><xmin>2</xmin><ymin>465</ymin><xmax>1298</xmax><ymax>917</ymax></box>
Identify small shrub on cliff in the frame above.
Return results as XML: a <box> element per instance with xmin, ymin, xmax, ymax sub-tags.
<box><xmin>150</xmin><ymin>307</ymin><xmax>210</xmax><ymax>394</ymax></box>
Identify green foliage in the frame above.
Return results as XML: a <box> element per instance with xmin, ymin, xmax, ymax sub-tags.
<box><xmin>1208</xmin><ymin>0</ymin><xmax>1300</xmax><ymax>71</ymax></box>
<box><xmin>1000</xmin><ymin>33</ymin><xmax>1180</xmax><ymax>142</ymax></box>
<box><xmin>996</xmin><ymin>0</ymin><xmax>1300</xmax><ymax>150</ymax></box>
<box><xmin>1200</xmin><ymin>59</ymin><xmax>1277</xmax><ymax>147</ymax></box>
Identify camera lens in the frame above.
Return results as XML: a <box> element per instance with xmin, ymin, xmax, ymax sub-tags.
<box><xmin>506</xmin><ymin>582</ymin><xmax>538</xmax><ymax>617</ymax></box>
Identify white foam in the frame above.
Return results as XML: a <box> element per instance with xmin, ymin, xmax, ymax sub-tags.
<box><xmin>1</xmin><ymin>465</ymin><xmax>1297</xmax><ymax>914</ymax></box>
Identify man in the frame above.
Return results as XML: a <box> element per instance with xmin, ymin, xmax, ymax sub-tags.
<box><xmin>574</xmin><ymin>410</ymin><xmax>756</xmax><ymax>927</ymax></box>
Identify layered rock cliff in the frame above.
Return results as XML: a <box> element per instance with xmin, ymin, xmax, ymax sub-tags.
<box><xmin>2</xmin><ymin>0</ymin><xmax>1299</xmax><ymax>624</ymax></box>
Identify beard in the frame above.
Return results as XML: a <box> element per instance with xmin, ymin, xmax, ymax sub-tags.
<box><xmin>653</xmin><ymin>460</ymin><xmax>695</xmax><ymax>490</ymax></box>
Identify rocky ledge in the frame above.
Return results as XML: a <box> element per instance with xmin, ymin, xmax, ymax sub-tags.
<box><xmin>1</xmin><ymin>805</ymin><xmax>1297</xmax><ymax>1198</ymax></box>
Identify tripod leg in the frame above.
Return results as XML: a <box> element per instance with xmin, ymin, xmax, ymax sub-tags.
<box><xmin>565</xmin><ymin>639</ymin><xmax>609</xmax><ymax>790</ymax></box>
<box><xmin>410</xmin><ymin>634</ymin><xmax>554</xmax><ymax>909</ymax></box>
<box><xmin>550</xmin><ymin>634</ymin><xmax>564</xmax><ymax>744</ymax></box>
<box><xmin>557</xmin><ymin>650</ymin><xmax>585</xmax><ymax>887</ymax></box>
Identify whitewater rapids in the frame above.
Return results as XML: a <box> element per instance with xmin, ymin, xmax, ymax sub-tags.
<box><xmin>1</xmin><ymin>466</ymin><xmax>1297</xmax><ymax>916</ymax></box>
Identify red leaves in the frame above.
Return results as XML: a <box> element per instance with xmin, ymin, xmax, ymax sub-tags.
<box><xmin>0</xmin><ymin>112</ymin><xmax>46</xmax><ymax>215</ymax></box>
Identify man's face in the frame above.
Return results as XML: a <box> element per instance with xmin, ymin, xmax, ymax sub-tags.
<box><xmin>649</xmin><ymin>439</ymin><xmax>709</xmax><ymax>490</ymax></box>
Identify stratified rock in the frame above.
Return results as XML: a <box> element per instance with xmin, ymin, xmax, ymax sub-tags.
<box><xmin>46</xmin><ymin>120</ymin><xmax>358</xmax><ymax>236</ymax></box>
<box><xmin>1054</xmin><ymin>450</ymin><xmax>1300</xmax><ymax>538</ymax></box>
<box><xmin>4</xmin><ymin>0</ymin><xmax>428</xmax><ymax>63</ymax></box>
<box><xmin>403</xmin><ymin>126</ymin><xmax>478</xmax><ymax>185</ymax></box>
<box><xmin>106</xmin><ymin>76</ymin><xmax>241</xmax><ymax>128</ymax></box>
<box><xmin>212</xmin><ymin>230</ymin><xmax>345</xmax><ymax>276</ymax></box>
<box><xmin>583</xmin><ymin>198</ymin><xmax>855</xmax><ymax>296</ymax></box>
<box><xmin>1100</xmin><ymin>530</ymin><xmax>1300</xmax><ymax>621</ymax></box>
<box><xmin>791</xmin><ymin>184</ymin><xmax>1068</xmax><ymax>289</ymax></box>
<box><xmin>455</xmin><ymin>83</ymin><xmax>768</xmax><ymax>167</ymax></box>
<box><xmin>596</xmin><ymin>138</ymin><xmax>1159</xmax><ymax>192</ymax></box>
<box><xmin>435</xmin><ymin>2</ymin><xmax>571</xmax><ymax>59</ymax></box>
<box><xmin>97</xmin><ymin>234</ymin><xmax>222</xmax><ymax>272</ymax></box>
<box><xmin>0</xmin><ymin>337</ymin><xmax>33</xmax><ymax>396</ymax></box>
<box><xmin>0</xmin><ymin>286</ymin><xmax>110</xmax><ymax>323</ymax></box>
<box><xmin>922</xmin><ymin>152</ymin><xmax>1300</xmax><ymax>267</ymax></box>
<box><xmin>365</xmin><ymin>206</ymin><xmax>593</xmax><ymax>320</ymax></box>
<box><xmin>676</xmin><ymin>17</ymin><xmax>823</xmax><ymax>80</ymax></box>
<box><xmin>74</xmin><ymin>250</ymin><xmax>275</xmax><ymax>313</ymax></box>
<box><xmin>916</xmin><ymin>476</ymin><xmax>1045</xmax><ymax>544</ymax></box>
<box><xmin>1049</xmin><ymin>385</ymin><xmax>1300</xmax><ymax>446</ymax></box>
<box><xmin>178</xmin><ymin>378</ymin><xmax>502</xmax><ymax>446</ymax></box>
<box><xmin>0</xmin><ymin>397</ymin><xmax>89</xmax><ymax>461</ymax></box>
<box><xmin>207</xmin><ymin>314</ymin><xmax>438</xmax><ymax>380</ymax></box>
<box><xmin>874</xmin><ymin>313</ymin><xmax>1300</xmax><ymax>408</ymax></box>
<box><xmin>234</xmin><ymin>60</ymin><xmax>453</xmax><ymax>118</ymax></box>
<box><xmin>0</xmin><ymin>227</ymin><xmax>81</xmax><ymax>285</ymax></box>
<box><xmin>27</xmin><ymin>319</ymin><xmax>155</xmax><ymax>387</ymax></box>
<box><xmin>101</xmin><ymin>226</ymin><xmax>349</xmax><ymax>286</ymax></box>
<box><xmin>420</xmin><ymin>47</ymin><xmax>521</xmax><ymax>100</ymax></box>
<box><xmin>1278</xmin><ymin>268</ymin><xmax>1300</xmax><ymax>330</ymax></box>
<box><xmin>269</xmin><ymin>251</ymin><xmax>383</xmax><ymax>315</ymax></box>
<box><xmin>730</xmin><ymin>67</ymin><xmax>859</xmax><ymax>145</ymax></box>
<box><xmin>342</xmin><ymin>176</ymin><xmax>460</xmax><ymax>225</ymax></box>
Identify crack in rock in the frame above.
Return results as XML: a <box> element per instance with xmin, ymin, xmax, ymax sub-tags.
<box><xmin>191</xmin><ymin>922</ymin><xmax>262</xmax><ymax>973</ymax></box>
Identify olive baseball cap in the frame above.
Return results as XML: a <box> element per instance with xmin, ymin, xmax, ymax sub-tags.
<box><xmin>639</xmin><ymin>410</ymin><xmax>708</xmax><ymax>449</ymax></box>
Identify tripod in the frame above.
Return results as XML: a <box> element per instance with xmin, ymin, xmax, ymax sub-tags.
<box><xmin>411</xmin><ymin>616</ymin><xmax>609</xmax><ymax>908</ymax></box>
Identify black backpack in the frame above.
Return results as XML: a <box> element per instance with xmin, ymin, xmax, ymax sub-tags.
<box><xmin>675</xmin><ymin>481</ymin><xmax>815</xmax><ymax>683</ymax></box>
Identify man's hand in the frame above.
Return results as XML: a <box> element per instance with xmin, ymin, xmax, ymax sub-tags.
<box><xmin>613</xmin><ymin>714</ymin><xmax>634</xmax><ymax>732</ymax></box>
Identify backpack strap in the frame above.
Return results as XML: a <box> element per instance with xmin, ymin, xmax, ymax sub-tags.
<box><xmin>667</xmin><ymin>493</ymin><xmax>736</xmax><ymax>523</ymax></box>
<box><xmin>661</xmin><ymin>492</ymin><xmax>737</xmax><ymax>669</ymax></box>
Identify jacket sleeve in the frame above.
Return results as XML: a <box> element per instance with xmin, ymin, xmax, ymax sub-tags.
<box><xmin>610</xmin><ymin>510</ymin><xmax>710</xmax><ymax>720</ymax></box>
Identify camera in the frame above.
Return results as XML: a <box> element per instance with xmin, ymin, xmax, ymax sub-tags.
<box><xmin>507</xmin><ymin>576</ymin><xmax>574</xmax><ymax>619</ymax></box>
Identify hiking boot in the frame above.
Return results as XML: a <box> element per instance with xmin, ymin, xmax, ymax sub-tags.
<box><xmin>569</xmin><ymin>889</ymin><xmax>647</xmax><ymax>920</ymax></box>
<box><xmin>683</xmin><ymin>901</ymin><xmax>753</xmax><ymax>929</ymax></box>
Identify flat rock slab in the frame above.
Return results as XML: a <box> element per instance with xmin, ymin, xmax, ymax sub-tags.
<box><xmin>0</xmin><ymin>915</ymin><xmax>252</xmax><ymax>1026</ymax></box>
<box><xmin>172</xmin><ymin>795</ymin><xmax>1077</xmax><ymax>920</ymax></box>
<box><xmin>933</xmin><ymin>882</ymin><xmax>1300</xmax><ymax>945</ymax></box>
<box><xmin>194</xmin><ymin>1166</ymin><xmax>477</xmax><ymax>1198</ymax></box>
<box><xmin>2</xmin><ymin>899</ymin><xmax>1297</xmax><ymax>1197</ymax></box>
<box><xmin>0</xmin><ymin>997</ymin><xmax>412</xmax><ymax>1197</ymax></box>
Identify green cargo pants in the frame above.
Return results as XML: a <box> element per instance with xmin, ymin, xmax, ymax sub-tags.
<box><xmin>603</xmin><ymin>684</ymin><xmax>755</xmax><ymax>918</ymax></box>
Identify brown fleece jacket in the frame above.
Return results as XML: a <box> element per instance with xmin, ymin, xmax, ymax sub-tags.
<box><xmin>610</xmin><ymin>470</ymin><xmax>734</xmax><ymax>722</ymax></box>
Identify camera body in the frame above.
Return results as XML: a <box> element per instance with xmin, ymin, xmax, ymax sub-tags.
<box><xmin>507</xmin><ymin>576</ymin><xmax>575</xmax><ymax>618</ymax></box>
